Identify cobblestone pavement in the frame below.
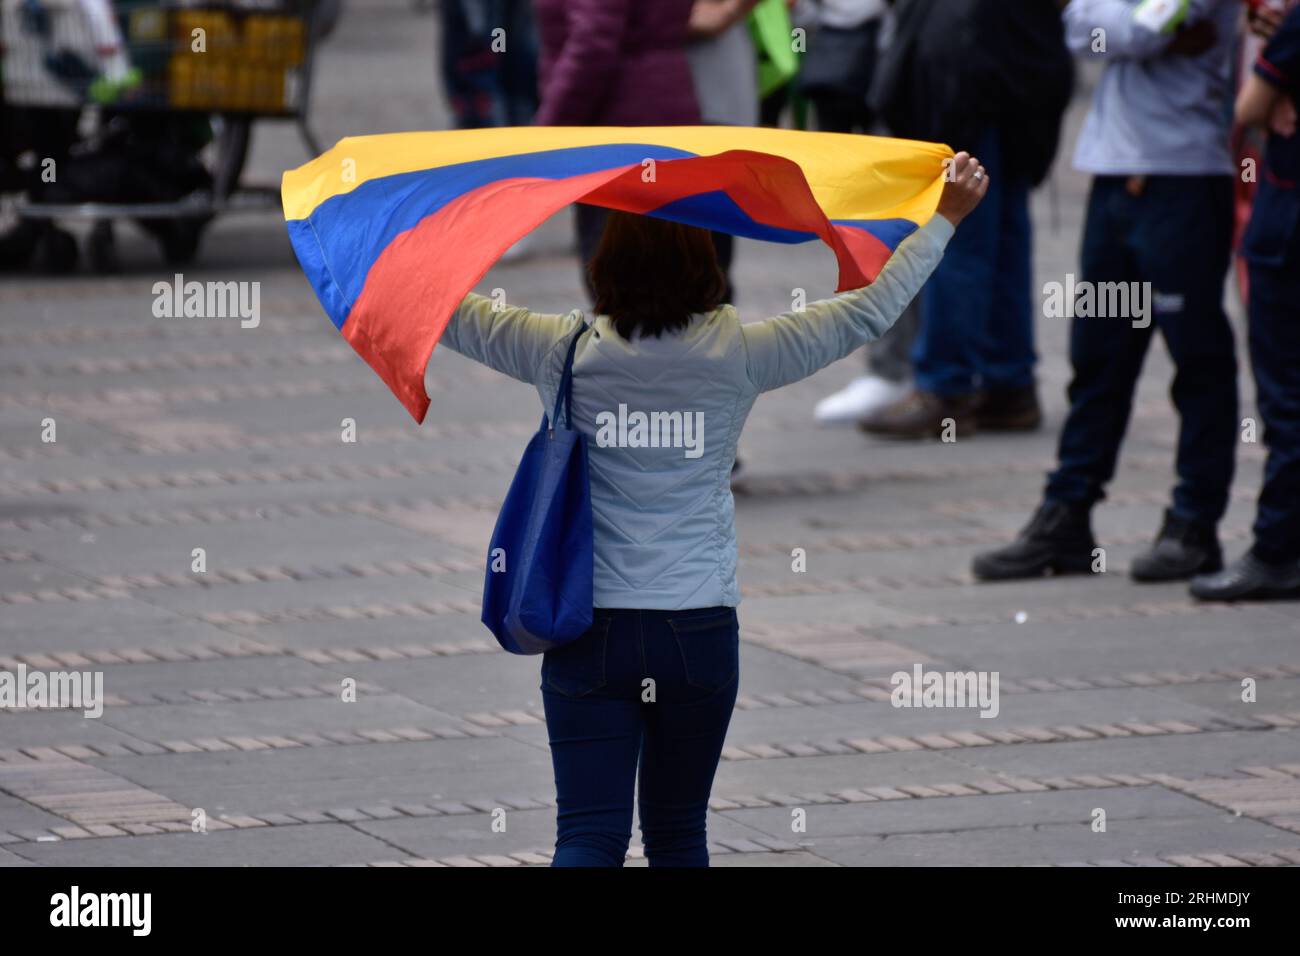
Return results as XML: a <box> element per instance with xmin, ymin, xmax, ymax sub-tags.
<box><xmin>2</xmin><ymin>1</ymin><xmax>1299</xmax><ymax>867</ymax></box>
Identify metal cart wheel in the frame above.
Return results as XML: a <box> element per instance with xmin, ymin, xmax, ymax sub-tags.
<box><xmin>8</xmin><ymin>0</ymin><xmax>323</xmax><ymax>269</ymax></box>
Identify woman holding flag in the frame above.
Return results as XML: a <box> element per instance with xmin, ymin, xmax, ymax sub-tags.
<box><xmin>427</xmin><ymin>153</ymin><xmax>987</xmax><ymax>866</ymax></box>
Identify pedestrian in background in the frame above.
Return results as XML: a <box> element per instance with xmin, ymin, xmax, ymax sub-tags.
<box><xmin>859</xmin><ymin>0</ymin><xmax>1073</xmax><ymax>440</ymax></box>
<box><xmin>804</xmin><ymin>0</ymin><xmax>927</xmax><ymax>425</ymax></box>
<box><xmin>531</xmin><ymin>0</ymin><xmax>701</xmax><ymax>299</ymax></box>
<box><xmin>687</xmin><ymin>0</ymin><xmax>764</xmax><ymax>302</ymax></box>
<box><xmin>974</xmin><ymin>0</ymin><xmax>1242</xmax><ymax>584</ymax></box>
<box><xmin>439</xmin><ymin>0</ymin><xmax>538</xmax><ymax>128</ymax></box>
<box><xmin>1193</xmin><ymin>2</ymin><xmax>1300</xmax><ymax>601</ymax></box>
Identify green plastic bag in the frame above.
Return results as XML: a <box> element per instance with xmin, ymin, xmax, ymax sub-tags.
<box><xmin>749</xmin><ymin>0</ymin><xmax>798</xmax><ymax>98</ymax></box>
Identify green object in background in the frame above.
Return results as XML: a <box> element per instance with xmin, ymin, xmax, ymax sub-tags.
<box><xmin>749</xmin><ymin>0</ymin><xmax>798</xmax><ymax>98</ymax></box>
<box><xmin>88</xmin><ymin>66</ymin><xmax>143</xmax><ymax>105</ymax></box>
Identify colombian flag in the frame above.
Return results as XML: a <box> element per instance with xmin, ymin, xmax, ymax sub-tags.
<box><xmin>281</xmin><ymin>127</ymin><xmax>952</xmax><ymax>423</ymax></box>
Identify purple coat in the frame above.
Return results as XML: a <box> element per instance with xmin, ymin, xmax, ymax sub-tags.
<box><xmin>532</xmin><ymin>0</ymin><xmax>701</xmax><ymax>126</ymax></box>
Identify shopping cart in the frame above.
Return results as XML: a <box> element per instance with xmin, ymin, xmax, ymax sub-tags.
<box><xmin>0</xmin><ymin>0</ymin><xmax>331</xmax><ymax>268</ymax></box>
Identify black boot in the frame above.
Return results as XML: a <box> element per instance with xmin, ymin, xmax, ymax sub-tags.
<box><xmin>1130</xmin><ymin>509</ymin><xmax>1222</xmax><ymax>582</ymax></box>
<box><xmin>972</xmin><ymin>501</ymin><xmax>1097</xmax><ymax>581</ymax></box>
<box><xmin>1190</xmin><ymin>552</ymin><xmax>1300</xmax><ymax>602</ymax></box>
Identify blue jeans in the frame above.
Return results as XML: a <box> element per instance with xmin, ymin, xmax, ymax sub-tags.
<box><xmin>912</xmin><ymin>129</ymin><xmax>1036</xmax><ymax>396</ymax></box>
<box><xmin>1247</xmin><ymin>263</ymin><xmax>1300</xmax><ymax>564</ymax></box>
<box><xmin>1045</xmin><ymin>175</ymin><xmax>1238</xmax><ymax>525</ymax></box>
<box><xmin>540</xmin><ymin>606</ymin><xmax>739</xmax><ymax>867</ymax></box>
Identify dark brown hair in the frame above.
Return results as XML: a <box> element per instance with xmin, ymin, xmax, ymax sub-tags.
<box><xmin>587</xmin><ymin>210</ymin><xmax>728</xmax><ymax>340</ymax></box>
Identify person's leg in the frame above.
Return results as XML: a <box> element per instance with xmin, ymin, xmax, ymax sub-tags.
<box><xmin>809</xmin><ymin>94</ymin><xmax>855</xmax><ymax>134</ymax></box>
<box><xmin>1191</xmin><ymin>261</ymin><xmax>1300</xmax><ymax>599</ymax></box>
<box><xmin>973</xmin><ymin>177</ymin><xmax>1147</xmax><ymax>581</ymax></box>
<box><xmin>1115</xmin><ymin>176</ymin><xmax>1236</xmax><ymax>581</ymax></box>
<box><xmin>1135</xmin><ymin>176</ymin><xmax>1237</xmax><ymax>528</ymax></box>
<box><xmin>636</xmin><ymin>607</ymin><xmax>739</xmax><ymax>867</ymax></box>
<box><xmin>861</xmin><ymin>131</ymin><xmax>999</xmax><ymax>438</ymax></box>
<box><xmin>541</xmin><ymin>610</ymin><xmax>642</xmax><ymax>867</ymax></box>
<box><xmin>975</xmin><ymin>157</ymin><xmax>1040</xmax><ymax>430</ymax></box>
<box><xmin>1044</xmin><ymin>177</ymin><xmax>1153</xmax><ymax>509</ymax></box>
<box><xmin>1246</xmin><ymin>263</ymin><xmax>1300</xmax><ymax>565</ymax></box>
<box><xmin>911</xmin><ymin>129</ymin><xmax>1002</xmax><ymax>398</ymax></box>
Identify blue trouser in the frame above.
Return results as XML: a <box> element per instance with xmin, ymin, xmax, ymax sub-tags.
<box><xmin>540</xmin><ymin>606</ymin><xmax>739</xmax><ymax>867</ymax></box>
<box><xmin>912</xmin><ymin>129</ymin><xmax>1036</xmax><ymax>396</ymax></box>
<box><xmin>1247</xmin><ymin>263</ymin><xmax>1300</xmax><ymax>564</ymax></box>
<box><xmin>1045</xmin><ymin>175</ymin><xmax>1238</xmax><ymax>525</ymax></box>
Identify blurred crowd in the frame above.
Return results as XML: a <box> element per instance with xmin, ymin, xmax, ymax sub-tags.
<box><xmin>438</xmin><ymin>0</ymin><xmax>1300</xmax><ymax>603</ymax></box>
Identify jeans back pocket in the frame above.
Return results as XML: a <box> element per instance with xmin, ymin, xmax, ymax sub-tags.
<box><xmin>541</xmin><ymin>616</ymin><xmax>611</xmax><ymax>698</ymax></box>
<box><xmin>667</xmin><ymin>607</ymin><xmax>739</xmax><ymax>694</ymax></box>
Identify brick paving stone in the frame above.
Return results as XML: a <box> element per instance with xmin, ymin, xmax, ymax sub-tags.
<box><xmin>193</xmin><ymin>738</ymin><xmax>237</xmax><ymax>752</ymax></box>
<box><xmin>897</xmin><ymin>785</ymin><xmax>947</xmax><ymax>798</ymax></box>
<box><xmin>945</xmin><ymin>731</ymin><xmax>995</xmax><ymax>747</ymax></box>
<box><xmin>845</xmin><ymin>738</ymin><xmax>892</xmax><ymax>754</ymax></box>
<box><xmin>933</xmin><ymin>783</ymin><xmax>981</xmax><ymax>797</ymax></box>
<box><xmin>1069</xmin><ymin>775</ymin><xmax>1122</xmax><ymax>789</ymax></box>
<box><xmin>257</xmin><ymin>814</ymin><xmax>302</xmax><ymax>827</ymax></box>
<box><xmin>288</xmin><ymin>811</ymin><xmax>333</xmax><ymax>825</ymax></box>
<box><xmin>758</xmin><ymin>793</ymin><xmax>804</xmax><ymax>807</ymax></box>
<box><xmin>983</xmin><ymin>730</ymin><xmax>1030</xmax><ymax>745</ymax></box>
<box><xmin>50</xmin><ymin>825</ymin><xmax>93</xmax><ymax>839</ymax></box>
<box><xmin>780</xmin><ymin>743</ymin><xmax>824</xmax><ymax>758</ymax></box>
<box><xmin>968</xmin><ymin>780</ymin><xmax>1018</xmax><ymax>794</ymax></box>
<box><xmin>1231</xmin><ymin>851</ymin><xmax>1286</xmax><ymax>866</ymax></box>
<box><xmin>1085</xmin><ymin>725</ymin><xmax>1136</xmax><ymax>738</ymax></box>
<box><xmin>740</xmin><ymin>744</ymin><xmax>788</xmax><ymax>759</ymax></box>
<box><xmin>431</xmin><ymin>802</ymin><xmax>478</xmax><ymax>815</ymax></box>
<box><xmin>1052</xmin><ymin>726</ymin><xmax>1100</xmax><ymax>741</ymax></box>
<box><xmin>863</xmin><ymin>787</ymin><xmax>912</xmax><ymax>801</ymax></box>
<box><xmin>161</xmin><ymin>740</ymin><xmax>204</xmax><ymax>754</ymax></box>
<box><xmin>1197</xmin><ymin>853</ymin><xmax>1251</xmax><ymax>867</ymax></box>
<box><xmin>325</xmin><ymin>809</ymin><xmax>369</xmax><ymax>823</ymax></box>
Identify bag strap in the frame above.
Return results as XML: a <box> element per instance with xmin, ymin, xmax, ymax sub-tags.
<box><xmin>549</xmin><ymin>322</ymin><xmax>587</xmax><ymax>433</ymax></box>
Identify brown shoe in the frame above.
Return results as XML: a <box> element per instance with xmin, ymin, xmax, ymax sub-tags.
<box><xmin>859</xmin><ymin>389</ymin><xmax>981</xmax><ymax>440</ymax></box>
<box><xmin>976</xmin><ymin>385</ymin><xmax>1042</xmax><ymax>431</ymax></box>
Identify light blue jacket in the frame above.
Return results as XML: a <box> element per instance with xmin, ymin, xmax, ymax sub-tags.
<box><xmin>1064</xmin><ymin>0</ymin><xmax>1237</xmax><ymax>176</ymax></box>
<box><xmin>439</xmin><ymin>214</ymin><xmax>954</xmax><ymax>609</ymax></box>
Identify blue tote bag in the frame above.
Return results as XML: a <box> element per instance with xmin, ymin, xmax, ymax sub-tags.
<box><xmin>481</xmin><ymin>325</ymin><xmax>594</xmax><ymax>655</ymax></box>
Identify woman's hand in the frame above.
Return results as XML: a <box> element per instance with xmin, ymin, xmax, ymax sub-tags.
<box><xmin>936</xmin><ymin>151</ymin><xmax>990</xmax><ymax>227</ymax></box>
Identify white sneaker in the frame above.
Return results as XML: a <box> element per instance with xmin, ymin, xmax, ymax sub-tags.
<box><xmin>813</xmin><ymin>375</ymin><xmax>911</xmax><ymax>425</ymax></box>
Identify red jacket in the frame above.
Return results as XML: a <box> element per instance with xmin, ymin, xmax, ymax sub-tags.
<box><xmin>532</xmin><ymin>0</ymin><xmax>702</xmax><ymax>126</ymax></box>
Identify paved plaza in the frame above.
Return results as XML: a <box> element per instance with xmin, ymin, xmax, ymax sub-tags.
<box><xmin>2</xmin><ymin>1</ymin><xmax>1299</xmax><ymax>867</ymax></box>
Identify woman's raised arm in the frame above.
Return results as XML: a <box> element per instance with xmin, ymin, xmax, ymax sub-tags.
<box><xmin>438</xmin><ymin>292</ymin><xmax>580</xmax><ymax>385</ymax></box>
<box><xmin>740</xmin><ymin>152</ymin><xmax>986</xmax><ymax>393</ymax></box>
